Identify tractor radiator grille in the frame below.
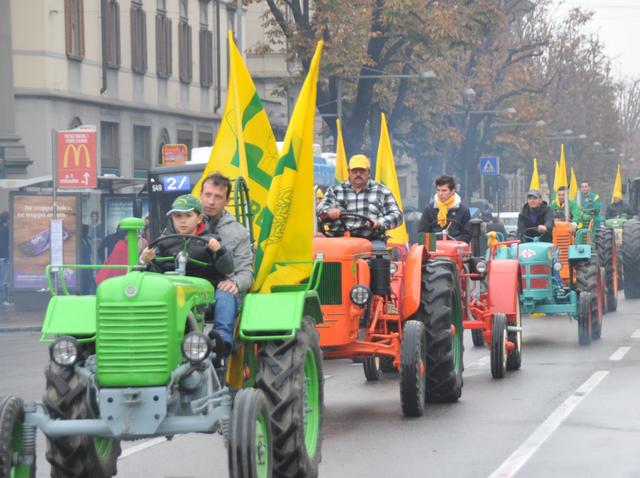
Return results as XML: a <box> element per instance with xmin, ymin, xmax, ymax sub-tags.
<box><xmin>317</xmin><ymin>262</ymin><xmax>343</xmax><ymax>305</ymax></box>
<box><xmin>521</xmin><ymin>265</ymin><xmax>550</xmax><ymax>289</ymax></box>
<box><xmin>97</xmin><ymin>302</ymin><xmax>170</xmax><ymax>379</ymax></box>
<box><xmin>555</xmin><ymin>236</ymin><xmax>571</xmax><ymax>270</ymax></box>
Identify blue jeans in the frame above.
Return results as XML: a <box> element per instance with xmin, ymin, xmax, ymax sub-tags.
<box><xmin>0</xmin><ymin>259</ymin><xmax>9</xmax><ymax>302</ymax></box>
<box><xmin>214</xmin><ymin>290</ymin><xmax>238</xmax><ymax>344</ymax></box>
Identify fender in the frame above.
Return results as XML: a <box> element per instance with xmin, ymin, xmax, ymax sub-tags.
<box><xmin>401</xmin><ymin>244</ymin><xmax>425</xmax><ymax>319</ymax></box>
<box><xmin>488</xmin><ymin>259</ymin><xmax>520</xmax><ymax>315</ymax></box>
<box><xmin>240</xmin><ymin>290</ymin><xmax>323</xmax><ymax>341</ymax></box>
<box><xmin>41</xmin><ymin>295</ymin><xmax>97</xmax><ymax>341</ymax></box>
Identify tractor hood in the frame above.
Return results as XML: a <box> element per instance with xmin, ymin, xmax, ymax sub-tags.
<box><xmin>518</xmin><ymin>242</ymin><xmax>554</xmax><ymax>264</ymax></box>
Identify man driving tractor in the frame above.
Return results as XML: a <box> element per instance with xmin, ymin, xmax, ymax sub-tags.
<box><xmin>418</xmin><ymin>174</ymin><xmax>471</xmax><ymax>242</ymax></box>
<box><xmin>517</xmin><ymin>189</ymin><xmax>554</xmax><ymax>243</ymax></box>
<box><xmin>316</xmin><ymin>154</ymin><xmax>403</xmax><ymax>241</ymax></box>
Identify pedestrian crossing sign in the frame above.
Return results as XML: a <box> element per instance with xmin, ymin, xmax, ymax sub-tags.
<box><xmin>480</xmin><ymin>156</ymin><xmax>500</xmax><ymax>176</ymax></box>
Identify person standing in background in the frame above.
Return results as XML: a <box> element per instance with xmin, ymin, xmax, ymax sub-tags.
<box><xmin>0</xmin><ymin>212</ymin><xmax>12</xmax><ymax>306</ymax></box>
<box><xmin>88</xmin><ymin>211</ymin><xmax>104</xmax><ymax>264</ymax></box>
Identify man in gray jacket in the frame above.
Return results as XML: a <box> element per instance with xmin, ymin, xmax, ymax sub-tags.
<box><xmin>199</xmin><ymin>173</ymin><xmax>254</xmax><ymax>354</ymax></box>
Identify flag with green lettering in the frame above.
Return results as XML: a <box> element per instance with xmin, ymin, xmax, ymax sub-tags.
<box><xmin>253</xmin><ymin>41</ymin><xmax>324</xmax><ymax>292</ymax></box>
<box><xmin>193</xmin><ymin>31</ymin><xmax>279</xmax><ymax>241</ymax></box>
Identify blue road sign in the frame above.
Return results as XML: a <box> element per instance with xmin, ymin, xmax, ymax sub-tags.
<box><xmin>480</xmin><ymin>156</ymin><xmax>500</xmax><ymax>176</ymax></box>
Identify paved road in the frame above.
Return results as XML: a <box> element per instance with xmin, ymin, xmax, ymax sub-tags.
<box><xmin>1</xmin><ymin>296</ymin><xmax>640</xmax><ymax>477</ymax></box>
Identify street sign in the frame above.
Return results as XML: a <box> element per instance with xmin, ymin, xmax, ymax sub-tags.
<box><xmin>57</xmin><ymin>125</ymin><xmax>97</xmax><ymax>188</ymax></box>
<box><xmin>480</xmin><ymin>156</ymin><xmax>500</xmax><ymax>176</ymax></box>
<box><xmin>162</xmin><ymin>144</ymin><xmax>188</xmax><ymax>166</ymax></box>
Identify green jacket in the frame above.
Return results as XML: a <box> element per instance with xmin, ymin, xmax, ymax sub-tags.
<box><xmin>550</xmin><ymin>199</ymin><xmax>581</xmax><ymax>222</ymax></box>
<box><xmin>579</xmin><ymin>192</ymin><xmax>604</xmax><ymax>228</ymax></box>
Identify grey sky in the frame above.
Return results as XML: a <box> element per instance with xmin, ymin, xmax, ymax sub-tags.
<box><xmin>553</xmin><ymin>1</ymin><xmax>640</xmax><ymax>80</ymax></box>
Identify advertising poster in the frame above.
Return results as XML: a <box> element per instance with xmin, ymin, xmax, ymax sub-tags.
<box><xmin>11</xmin><ymin>195</ymin><xmax>78</xmax><ymax>290</ymax></box>
<box><xmin>57</xmin><ymin>125</ymin><xmax>97</xmax><ymax>188</ymax></box>
<box><xmin>104</xmin><ymin>196</ymin><xmax>134</xmax><ymax>236</ymax></box>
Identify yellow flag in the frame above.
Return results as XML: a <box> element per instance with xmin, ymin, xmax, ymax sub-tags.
<box><xmin>612</xmin><ymin>164</ymin><xmax>623</xmax><ymax>203</ymax></box>
<box><xmin>558</xmin><ymin>144</ymin><xmax>568</xmax><ymax>189</ymax></box>
<box><xmin>553</xmin><ymin>161</ymin><xmax>560</xmax><ymax>192</ymax></box>
<box><xmin>192</xmin><ymin>31</ymin><xmax>280</xmax><ymax>241</ymax></box>
<box><xmin>253</xmin><ymin>41</ymin><xmax>324</xmax><ymax>292</ymax></box>
<box><xmin>335</xmin><ymin>119</ymin><xmax>349</xmax><ymax>184</ymax></box>
<box><xmin>530</xmin><ymin>158</ymin><xmax>540</xmax><ymax>190</ymax></box>
<box><xmin>375</xmin><ymin>113</ymin><xmax>409</xmax><ymax>245</ymax></box>
<box><xmin>569</xmin><ymin>167</ymin><xmax>578</xmax><ymax>200</ymax></box>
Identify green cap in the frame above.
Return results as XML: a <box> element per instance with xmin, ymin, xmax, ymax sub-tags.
<box><xmin>166</xmin><ymin>194</ymin><xmax>202</xmax><ymax>216</ymax></box>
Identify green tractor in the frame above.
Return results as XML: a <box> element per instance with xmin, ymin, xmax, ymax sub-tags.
<box><xmin>0</xmin><ymin>183</ymin><xmax>324</xmax><ymax>477</ymax></box>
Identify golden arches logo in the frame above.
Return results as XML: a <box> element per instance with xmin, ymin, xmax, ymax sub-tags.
<box><xmin>63</xmin><ymin>143</ymin><xmax>91</xmax><ymax>168</ymax></box>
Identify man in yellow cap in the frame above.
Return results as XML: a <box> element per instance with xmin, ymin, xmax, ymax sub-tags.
<box><xmin>316</xmin><ymin>154</ymin><xmax>403</xmax><ymax>240</ymax></box>
<box><xmin>606</xmin><ymin>192</ymin><xmax>632</xmax><ymax>219</ymax></box>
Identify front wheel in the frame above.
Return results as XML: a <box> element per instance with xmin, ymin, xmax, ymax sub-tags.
<box><xmin>0</xmin><ymin>396</ymin><xmax>36</xmax><ymax>478</ymax></box>
<box><xmin>471</xmin><ymin>327</ymin><xmax>484</xmax><ymax>347</ymax></box>
<box><xmin>578</xmin><ymin>292</ymin><xmax>592</xmax><ymax>346</ymax></box>
<box><xmin>229</xmin><ymin>388</ymin><xmax>273</xmax><ymax>478</ymax></box>
<box><xmin>363</xmin><ymin>356</ymin><xmax>381</xmax><ymax>382</ymax></box>
<box><xmin>400</xmin><ymin>320</ymin><xmax>427</xmax><ymax>417</ymax></box>
<box><xmin>43</xmin><ymin>363</ymin><xmax>121</xmax><ymax>478</ymax></box>
<box><xmin>256</xmin><ymin>317</ymin><xmax>323</xmax><ymax>478</ymax></box>
<box><xmin>490</xmin><ymin>314</ymin><xmax>507</xmax><ymax>379</ymax></box>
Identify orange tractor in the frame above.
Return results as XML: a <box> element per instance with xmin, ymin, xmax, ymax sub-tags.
<box><xmin>313</xmin><ymin>214</ymin><xmax>521</xmax><ymax>417</ymax></box>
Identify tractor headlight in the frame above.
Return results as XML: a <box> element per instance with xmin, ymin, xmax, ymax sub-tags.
<box><xmin>389</xmin><ymin>262</ymin><xmax>398</xmax><ymax>275</ymax></box>
<box><xmin>50</xmin><ymin>336</ymin><xmax>79</xmax><ymax>367</ymax></box>
<box><xmin>350</xmin><ymin>285</ymin><xmax>372</xmax><ymax>306</ymax></box>
<box><xmin>476</xmin><ymin>261</ymin><xmax>487</xmax><ymax>274</ymax></box>
<box><xmin>181</xmin><ymin>332</ymin><xmax>212</xmax><ymax>363</ymax></box>
<box><xmin>553</xmin><ymin>262</ymin><xmax>563</xmax><ymax>272</ymax></box>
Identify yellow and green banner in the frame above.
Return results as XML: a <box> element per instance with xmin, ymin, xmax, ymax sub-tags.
<box><xmin>253</xmin><ymin>41</ymin><xmax>324</xmax><ymax>292</ymax></box>
<box><xmin>530</xmin><ymin>158</ymin><xmax>540</xmax><ymax>190</ymax></box>
<box><xmin>612</xmin><ymin>164</ymin><xmax>623</xmax><ymax>203</ymax></box>
<box><xmin>375</xmin><ymin>113</ymin><xmax>408</xmax><ymax>245</ymax></box>
<box><xmin>335</xmin><ymin>118</ymin><xmax>348</xmax><ymax>184</ymax></box>
<box><xmin>569</xmin><ymin>166</ymin><xmax>578</xmax><ymax>201</ymax></box>
<box><xmin>193</xmin><ymin>31</ymin><xmax>280</xmax><ymax>241</ymax></box>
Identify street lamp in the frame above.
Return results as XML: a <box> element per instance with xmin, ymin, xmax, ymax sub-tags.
<box><xmin>335</xmin><ymin>70</ymin><xmax>438</xmax><ymax>119</ymax></box>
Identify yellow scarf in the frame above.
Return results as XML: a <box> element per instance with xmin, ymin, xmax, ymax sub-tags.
<box><xmin>436</xmin><ymin>194</ymin><xmax>456</xmax><ymax>227</ymax></box>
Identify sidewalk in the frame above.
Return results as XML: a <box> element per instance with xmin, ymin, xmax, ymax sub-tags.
<box><xmin>0</xmin><ymin>306</ymin><xmax>44</xmax><ymax>333</ymax></box>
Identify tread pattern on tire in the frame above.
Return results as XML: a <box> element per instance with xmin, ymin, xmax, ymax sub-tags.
<box><xmin>622</xmin><ymin>219</ymin><xmax>640</xmax><ymax>298</ymax></box>
<box><xmin>0</xmin><ymin>395</ymin><xmax>35</xmax><ymax>478</ymax></box>
<box><xmin>576</xmin><ymin>262</ymin><xmax>599</xmax><ymax>345</ymax></box>
<box><xmin>43</xmin><ymin>363</ymin><xmax>121</xmax><ymax>478</ymax></box>
<box><xmin>400</xmin><ymin>320</ymin><xmax>426</xmax><ymax>417</ymax></box>
<box><xmin>414</xmin><ymin>261</ymin><xmax>463</xmax><ymax>403</ymax></box>
<box><xmin>256</xmin><ymin>317</ymin><xmax>323</xmax><ymax>478</ymax></box>
<box><xmin>596</xmin><ymin>229</ymin><xmax>617</xmax><ymax>311</ymax></box>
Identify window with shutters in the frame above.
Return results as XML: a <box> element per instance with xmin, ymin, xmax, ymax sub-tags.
<box><xmin>131</xmin><ymin>1</ymin><xmax>147</xmax><ymax>74</ymax></box>
<box><xmin>178</xmin><ymin>7</ymin><xmax>192</xmax><ymax>84</ymax></box>
<box><xmin>101</xmin><ymin>122</ymin><xmax>120</xmax><ymax>175</ymax></box>
<box><xmin>133</xmin><ymin>125</ymin><xmax>151</xmax><ymax>172</ymax></box>
<box><xmin>199</xmin><ymin>1</ymin><xmax>212</xmax><ymax>87</ymax></box>
<box><xmin>156</xmin><ymin>7</ymin><xmax>172</xmax><ymax>78</ymax></box>
<box><xmin>65</xmin><ymin>0</ymin><xmax>85</xmax><ymax>60</ymax></box>
<box><xmin>105</xmin><ymin>0</ymin><xmax>121</xmax><ymax>69</ymax></box>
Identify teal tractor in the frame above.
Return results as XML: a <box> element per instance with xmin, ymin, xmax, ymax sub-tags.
<box><xmin>0</xmin><ymin>190</ymin><xmax>324</xmax><ymax>477</ymax></box>
<box><xmin>517</xmin><ymin>227</ymin><xmax>604</xmax><ymax>346</ymax></box>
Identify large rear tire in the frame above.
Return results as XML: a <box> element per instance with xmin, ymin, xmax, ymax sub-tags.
<box><xmin>0</xmin><ymin>396</ymin><xmax>36</xmax><ymax>478</ymax></box>
<box><xmin>622</xmin><ymin>219</ymin><xmax>640</xmax><ymax>298</ymax></box>
<box><xmin>415</xmin><ymin>261</ymin><xmax>463</xmax><ymax>403</ymax></box>
<box><xmin>229</xmin><ymin>388</ymin><xmax>273</xmax><ymax>478</ymax></box>
<box><xmin>596</xmin><ymin>228</ymin><xmax>618</xmax><ymax>311</ymax></box>
<box><xmin>400</xmin><ymin>320</ymin><xmax>427</xmax><ymax>417</ymax></box>
<box><xmin>256</xmin><ymin>317</ymin><xmax>323</xmax><ymax>478</ymax></box>
<box><xmin>43</xmin><ymin>363</ymin><xmax>121</xmax><ymax>478</ymax></box>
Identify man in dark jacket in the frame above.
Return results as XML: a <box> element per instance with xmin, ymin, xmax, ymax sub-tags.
<box><xmin>419</xmin><ymin>175</ymin><xmax>471</xmax><ymax>242</ymax></box>
<box><xmin>605</xmin><ymin>192</ymin><xmax>633</xmax><ymax>219</ymax></box>
<box><xmin>517</xmin><ymin>189</ymin><xmax>554</xmax><ymax>242</ymax></box>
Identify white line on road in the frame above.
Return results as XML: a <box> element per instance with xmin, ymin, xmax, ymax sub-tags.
<box><xmin>120</xmin><ymin>437</ymin><xmax>168</xmax><ymax>459</ymax></box>
<box><xmin>467</xmin><ymin>355</ymin><xmax>490</xmax><ymax>369</ymax></box>
<box><xmin>631</xmin><ymin>329</ymin><xmax>640</xmax><ymax>339</ymax></box>
<box><xmin>609</xmin><ymin>346</ymin><xmax>631</xmax><ymax>361</ymax></box>
<box><xmin>488</xmin><ymin>370</ymin><xmax>609</xmax><ymax>478</ymax></box>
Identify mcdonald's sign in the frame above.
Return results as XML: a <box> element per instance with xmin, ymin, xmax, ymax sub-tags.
<box><xmin>57</xmin><ymin>126</ymin><xmax>97</xmax><ymax>189</ymax></box>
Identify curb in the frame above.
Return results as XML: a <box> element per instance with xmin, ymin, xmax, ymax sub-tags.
<box><xmin>0</xmin><ymin>326</ymin><xmax>42</xmax><ymax>333</ymax></box>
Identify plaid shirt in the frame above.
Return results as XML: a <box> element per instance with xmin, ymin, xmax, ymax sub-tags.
<box><xmin>316</xmin><ymin>179</ymin><xmax>403</xmax><ymax>238</ymax></box>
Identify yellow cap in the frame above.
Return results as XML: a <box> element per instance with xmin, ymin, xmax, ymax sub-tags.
<box><xmin>316</xmin><ymin>188</ymin><xmax>324</xmax><ymax>199</ymax></box>
<box><xmin>348</xmin><ymin>154</ymin><xmax>370</xmax><ymax>170</ymax></box>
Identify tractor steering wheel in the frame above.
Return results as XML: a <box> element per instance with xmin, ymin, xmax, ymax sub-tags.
<box><xmin>320</xmin><ymin>212</ymin><xmax>381</xmax><ymax>238</ymax></box>
<box><xmin>521</xmin><ymin>226</ymin><xmax>544</xmax><ymax>243</ymax></box>
<box><xmin>427</xmin><ymin>219</ymin><xmax>462</xmax><ymax>241</ymax></box>
<box><xmin>146</xmin><ymin>234</ymin><xmax>214</xmax><ymax>272</ymax></box>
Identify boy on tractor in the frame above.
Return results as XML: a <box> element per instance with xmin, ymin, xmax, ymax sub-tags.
<box><xmin>316</xmin><ymin>154</ymin><xmax>403</xmax><ymax>242</ymax></box>
<box><xmin>140</xmin><ymin>193</ymin><xmax>235</xmax><ymax>356</ymax></box>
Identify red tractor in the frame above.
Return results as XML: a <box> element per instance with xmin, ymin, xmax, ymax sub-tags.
<box><xmin>313</xmin><ymin>214</ymin><xmax>519</xmax><ymax>417</ymax></box>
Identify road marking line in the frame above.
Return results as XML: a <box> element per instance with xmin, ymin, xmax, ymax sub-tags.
<box><xmin>467</xmin><ymin>355</ymin><xmax>490</xmax><ymax>369</ymax></box>
<box><xmin>609</xmin><ymin>346</ymin><xmax>631</xmax><ymax>361</ymax></box>
<box><xmin>120</xmin><ymin>437</ymin><xmax>167</xmax><ymax>458</ymax></box>
<box><xmin>488</xmin><ymin>370</ymin><xmax>609</xmax><ymax>478</ymax></box>
<box><xmin>631</xmin><ymin>329</ymin><xmax>640</xmax><ymax>339</ymax></box>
